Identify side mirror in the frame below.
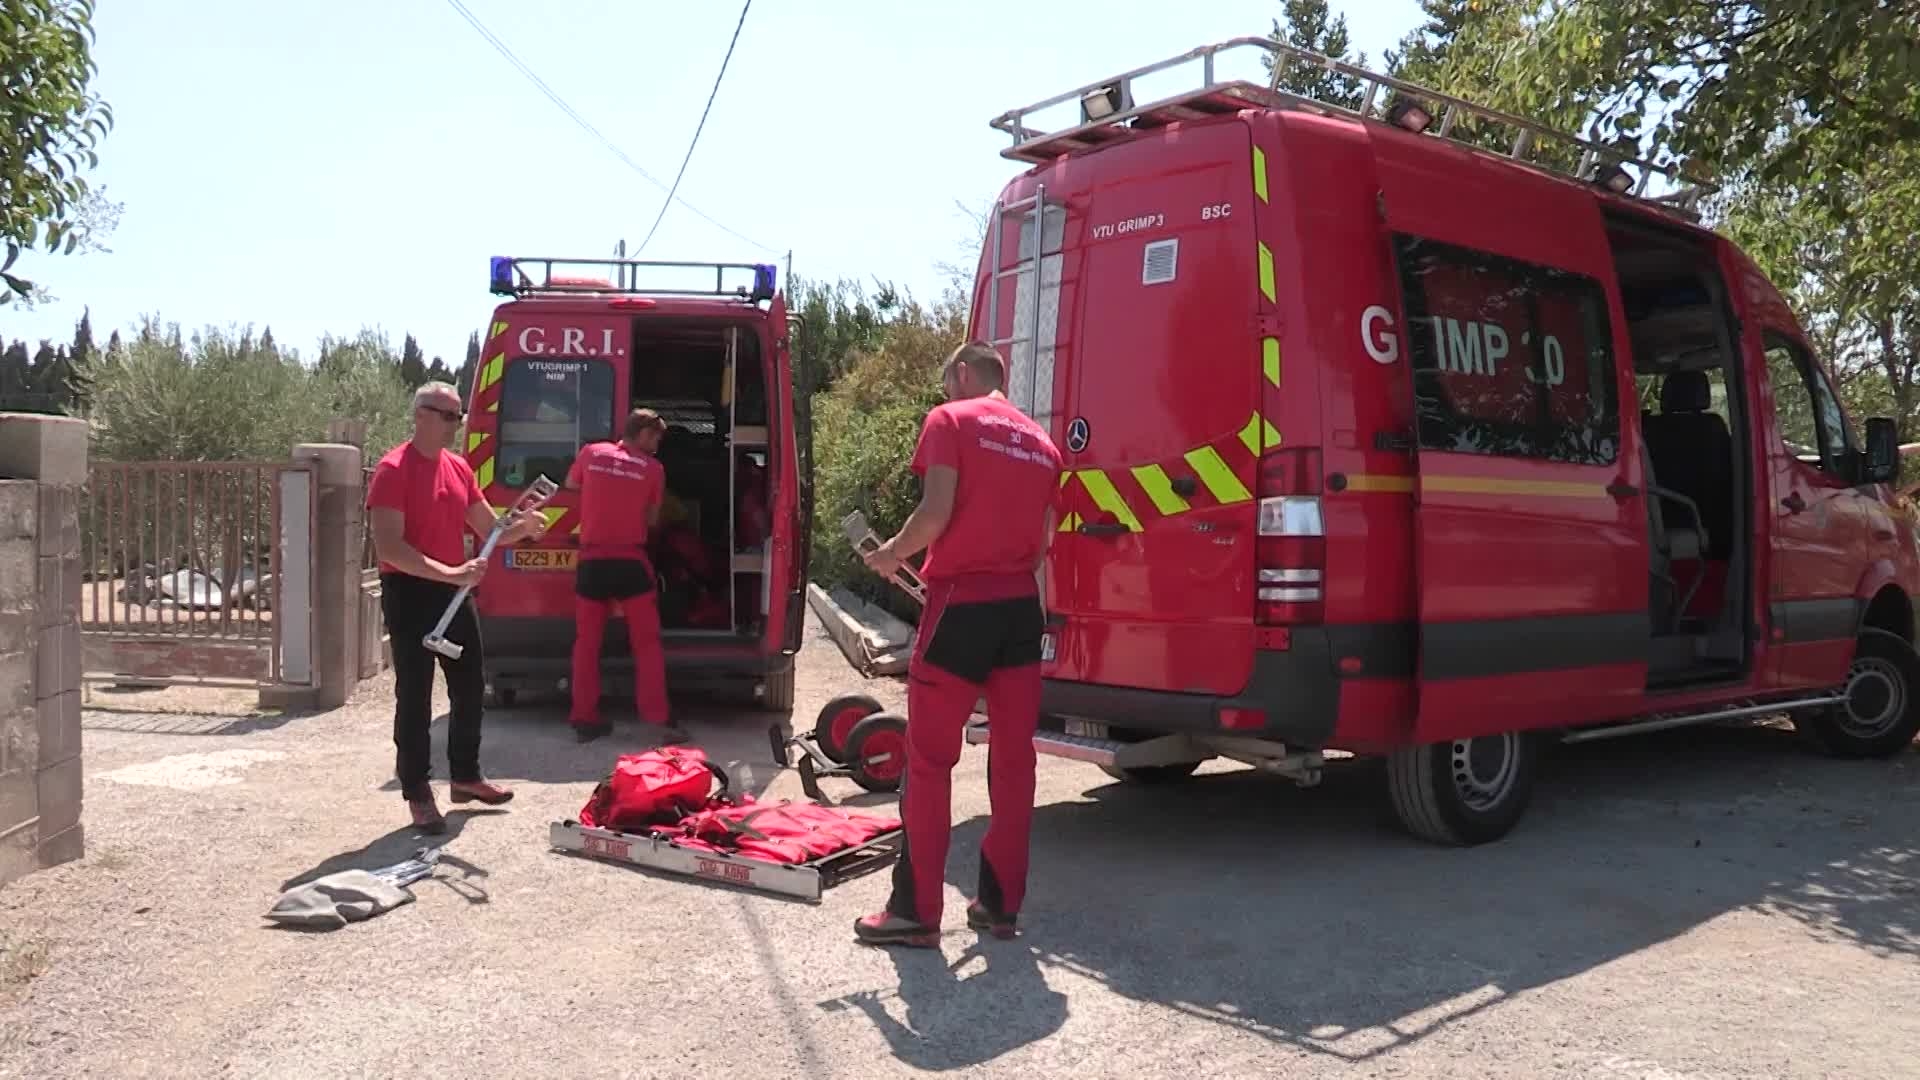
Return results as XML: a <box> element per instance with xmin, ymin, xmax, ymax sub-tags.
<box><xmin>1864</xmin><ymin>416</ymin><xmax>1899</xmax><ymax>485</ymax></box>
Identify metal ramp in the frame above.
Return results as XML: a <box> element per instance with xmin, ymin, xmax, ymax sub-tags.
<box><xmin>988</xmin><ymin>36</ymin><xmax>1718</xmax><ymax>220</ymax></box>
<box><xmin>982</xmin><ymin>188</ymin><xmax>1066</xmax><ymax>425</ymax></box>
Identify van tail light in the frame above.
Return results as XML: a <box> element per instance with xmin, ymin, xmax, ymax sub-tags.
<box><xmin>1256</xmin><ymin>448</ymin><xmax>1324</xmax><ymax>625</ymax></box>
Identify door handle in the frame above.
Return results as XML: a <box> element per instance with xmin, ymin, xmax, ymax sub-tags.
<box><xmin>1606</xmin><ymin>481</ymin><xmax>1640</xmax><ymax>498</ymax></box>
<box><xmin>1077</xmin><ymin>522</ymin><xmax>1130</xmax><ymax>537</ymax></box>
<box><xmin>1169</xmin><ymin>476</ymin><xmax>1198</xmax><ymax>498</ymax></box>
<box><xmin>1781</xmin><ymin>491</ymin><xmax>1807</xmax><ymax>513</ymax></box>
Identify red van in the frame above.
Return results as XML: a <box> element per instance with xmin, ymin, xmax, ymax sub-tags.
<box><xmin>962</xmin><ymin>38</ymin><xmax>1920</xmax><ymax>844</ymax></box>
<box><xmin>462</xmin><ymin>257</ymin><xmax>808</xmax><ymax>713</ymax></box>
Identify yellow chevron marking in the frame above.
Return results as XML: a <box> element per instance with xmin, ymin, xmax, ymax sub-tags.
<box><xmin>1258</xmin><ymin>243</ymin><xmax>1276</xmax><ymax>303</ymax></box>
<box><xmin>1130</xmin><ymin>463</ymin><xmax>1190</xmax><ymax>516</ymax></box>
<box><xmin>1184</xmin><ymin>445</ymin><xmax>1252</xmax><ymax>504</ymax></box>
<box><xmin>1238</xmin><ymin>413</ymin><xmax>1282</xmax><ymax>457</ymax></box>
<box><xmin>1252</xmin><ymin>146</ymin><xmax>1269</xmax><ymax>203</ymax></box>
<box><xmin>1078</xmin><ymin>470</ymin><xmax>1143</xmax><ymax>533</ymax></box>
<box><xmin>1264</xmin><ymin>337</ymin><xmax>1281</xmax><ymax>387</ymax></box>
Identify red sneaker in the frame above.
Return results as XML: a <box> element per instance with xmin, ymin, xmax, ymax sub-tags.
<box><xmin>449</xmin><ymin>779</ymin><xmax>514</xmax><ymax>805</ymax></box>
<box><xmin>853</xmin><ymin>911</ymin><xmax>939</xmax><ymax>949</ymax></box>
<box><xmin>409</xmin><ymin>794</ymin><xmax>447</xmax><ymax>835</ymax></box>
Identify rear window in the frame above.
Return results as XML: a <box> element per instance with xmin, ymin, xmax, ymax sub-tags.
<box><xmin>1394</xmin><ymin>236</ymin><xmax>1621</xmax><ymax>467</ymax></box>
<box><xmin>496</xmin><ymin>358</ymin><xmax>617</xmax><ymax>488</ymax></box>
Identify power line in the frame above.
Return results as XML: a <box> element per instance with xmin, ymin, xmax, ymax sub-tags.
<box><xmin>441</xmin><ymin>0</ymin><xmax>778</xmax><ymax>255</ymax></box>
<box><xmin>635</xmin><ymin>0</ymin><xmax>753</xmax><ymax>255</ymax></box>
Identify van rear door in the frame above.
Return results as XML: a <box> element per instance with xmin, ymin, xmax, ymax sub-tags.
<box><xmin>1011</xmin><ymin>119</ymin><xmax>1263</xmax><ymax>696</ymax></box>
<box><xmin>1372</xmin><ymin>134</ymin><xmax>1650</xmax><ymax>740</ymax></box>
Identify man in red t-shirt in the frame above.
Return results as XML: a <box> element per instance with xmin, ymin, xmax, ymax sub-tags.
<box><xmin>853</xmin><ymin>341</ymin><xmax>1063</xmax><ymax>948</ymax></box>
<box><xmin>368</xmin><ymin>381</ymin><xmax>549</xmax><ymax>834</ymax></box>
<box><xmin>565</xmin><ymin>408</ymin><xmax>681</xmax><ymax>744</ymax></box>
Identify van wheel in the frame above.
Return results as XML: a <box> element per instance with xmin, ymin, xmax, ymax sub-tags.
<box><xmin>1794</xmin><ymin>628</ymin><xmax>1920</xmax><ymax>758</ymax></box>
<box><xmin>1098</xmin><ymin>762</ymin><xmax>1201</xmax><ymax>784</ymax></box>
<box><xmin>1386</xmin><ymin>731</ymin><xmax>1538</xmax><ymax>846</ymax></box>
<box><xmin>760</xmin><ymin>663</ymin><xmax>796</xmax><ymax>713</ymax></box>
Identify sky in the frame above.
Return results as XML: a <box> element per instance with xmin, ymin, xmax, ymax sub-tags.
<box><xmin>3</xmin><ymin>0</ymin><xmax>1424</xmax><ymax>364</ymax></box>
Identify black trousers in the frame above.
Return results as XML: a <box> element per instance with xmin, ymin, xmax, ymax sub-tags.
<box><xmin>380</xmin><ymin>571</ymin><xmax>486</xmax><ymax>801</ymax></box>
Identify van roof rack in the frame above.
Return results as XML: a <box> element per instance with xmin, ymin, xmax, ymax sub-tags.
<box><xmin>988</xmin><ymin>36</ymin><xmax>1719</xmax><ymax>222</ymax></box>
<box><xmin>489</xmin><ymin>256</ymin><xmax>777</xmax><ymax>303</ymax></box>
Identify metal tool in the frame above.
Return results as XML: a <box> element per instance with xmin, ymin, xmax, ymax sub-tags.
<box><xmin>423</xmin><ymin>475</ymin><xmax>560</xmax><ymax>660</ymax></box>
<box><xmin>841</xmin><ymin>509</ymin><xmax>926</xmax><ymax>606</ymax></box>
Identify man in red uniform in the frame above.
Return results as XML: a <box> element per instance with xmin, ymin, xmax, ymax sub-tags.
<box><xmin>369</xmin><ymin>381</ymin><xmax>549</xmax><ymax>834</ymax></box>
<box><xmin>854</xmin><ymin>341</ymin><xmax>1063</xmax><ymax>947</ymax></box>
<box><xmin>565</xmin><ymin>407</ymin><xmax>681</xmax><ymax>745</ymax></box>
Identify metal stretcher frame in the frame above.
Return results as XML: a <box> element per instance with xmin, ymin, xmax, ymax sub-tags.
<box><xmin>548</xmin><ymin>819</ymin><xmax>905</xmax><ymax>903</ymax></box>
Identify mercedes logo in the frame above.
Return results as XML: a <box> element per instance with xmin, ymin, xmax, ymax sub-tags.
<box><xmin>1066</xmin><ymin>417</ymin><xmax>1090</xmax><ymax>453</ymax></box>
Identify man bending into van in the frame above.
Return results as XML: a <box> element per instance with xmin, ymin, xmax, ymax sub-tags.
<box><xmin>854</xmin><ymin>341</ymin><xmax>1063</xmax><ymax>947</ymax></box>
<box><xmin>565</xmin><ymin>408</ymin><xmax>683</xmax><ymax>745</ymax></box>
<box><xmin>369</xmin><ymin>381</ymin><xmax>549</xmax><ymax>834</ymax></box>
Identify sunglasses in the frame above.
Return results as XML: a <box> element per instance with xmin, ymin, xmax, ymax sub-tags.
<box><xmin>418</xmin><ymin>404</ymin><xmax>464</xmax><ymax>422</ymax></box>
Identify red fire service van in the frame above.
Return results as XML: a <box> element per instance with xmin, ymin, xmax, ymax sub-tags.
<box><xmin>462</xmin><ymin>256</ymin><xmax>808</xmax><ymax>713</ymax></box>
<box><xmin>961</xmin><ymin>37</ymin><xmax>1920</xmax><ymax>845</ymax></box>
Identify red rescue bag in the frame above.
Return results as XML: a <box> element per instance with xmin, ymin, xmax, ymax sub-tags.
<box><xmin>663</xmin><ymin>799</ymin><xmax>901</xmax><ymax>865</ymax></box>
<box><xmin>578</xmin><ymin>747</ymin><xmax>729</xmax><ymax>832</ymax></box>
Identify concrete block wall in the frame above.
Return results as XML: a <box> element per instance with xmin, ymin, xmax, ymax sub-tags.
<box><xmin>0</xmin><ymin>413</ymin><xmax>88</xmax><ymax>887</ymax></box>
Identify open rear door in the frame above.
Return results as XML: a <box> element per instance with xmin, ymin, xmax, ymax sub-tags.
<box><xmin>1372</xmin><ymin>136</ymin><xmax>1650</xmax><ymax>742</ymax></box>
<box><xmin>765</xmin><ymin>290</ymin><xmax>805</xmax><ymax>656</ymax></box>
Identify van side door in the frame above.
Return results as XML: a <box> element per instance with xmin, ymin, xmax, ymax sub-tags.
<box><xmin>1373</xmin><ymin>136</ymin><xmax>1650</xmax><ymax>742</ymax></box>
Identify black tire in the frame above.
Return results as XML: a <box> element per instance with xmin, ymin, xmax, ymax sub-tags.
<box><xmin>813</xmin><ymin>693</ymin><xmax>884</xmax><ymax>765</ymax></box>
<box><xmin>845</xmin><ymin>712</ymin><xmax>909</xmax><ymax>793</ymax></box>
<box><xmin>1794</xmin><ymin>628</ymin><xmax>1920</xmax><ymax>759</ymax></box>
<box><xmin>1386</xmin><ymin>731</ymin><xmax>1539</xmax><ymax>846</ymax></box>
<box><xmin>1098</xmin><ymin>761</ymin><xmax>1202</xmax><ymax>784</ymax></box>
<box><xmin>760</xmin><ymin>663</ymin><xmax>796</xmax><ymax>713</ymax></box>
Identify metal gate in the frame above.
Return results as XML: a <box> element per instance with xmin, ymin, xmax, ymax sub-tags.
<box><xmin>79</xmin><ymin>461</ymin><xmax>317</xmax><ymax>689</ymax></box>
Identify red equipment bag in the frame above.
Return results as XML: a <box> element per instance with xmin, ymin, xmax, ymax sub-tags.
<box><xmin>660</xmin><ymin>798</ymin><xmax>902</xmax><ymax>865</ymax></box>
<box><xmin>578</xmin><ymin>747</ymin><xmax>729</xmax><ymax>832</ymax></box>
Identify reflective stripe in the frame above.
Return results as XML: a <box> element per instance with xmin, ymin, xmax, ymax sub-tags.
<box><xmin>1058</xmin><ymin>511</ymin><xmax>1081</xmax><ymax>533</ymax></box>
<box><xmin>1237</xmin><ymin>412</ymin><xmax>1281</xmax><ymax>457</ymax></box>
<box><xmin>1079</xmin><ymin>469</ymin><xmax>1144</xmax><ymax>533</ymax></box>
<box><xmin>1183</xmin><ymin>445</ymin><xmax>1252</xmax><ymax>504</ymax></box>
<box><xmin>466</xmin><ymin>432</ymin><xmax>487</xmax><ymax>453</ymax></box>
<box><xmin>1129</xmin><ymin>463</ymin><xmax>1190</xmax><ymax>516</ymax></box>
<box><xmin>1257</xmin><ymin>243</ymin><xmax>1275</xmax><ymax>303</ymax></box>
<box><xmin>490</xmin><ymin>320</ymin><xmax>508</xmax><ymax>339</ymax></box>
<box><xmin>1252</xmin><ymin>146</ymin><xmax>1269</xmax><ymax>203</ymax></box>
<box><xmin>1263</xmin><ymin>338</ymin><xmax>1281</xmax><ymax>387</ymax></box>
<box><xmin>477</xmin><ymin>354</ymin><xmax>505</xmax><ymax>394</ymax></box>
<box><xmin>475</xmin><ymin>458</ymin><xmax>494</xmax><ymax>489</ymax></box>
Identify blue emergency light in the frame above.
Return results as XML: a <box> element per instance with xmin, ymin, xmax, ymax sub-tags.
<box><xmin>489</xmin><ymin>255</ymin><xmax>516</xmax><ymax>296</ymax></box>
<box><xmin>751</xmin><ymin>263</ymin><xmax>776</xmax><ymax>302</ymax></box>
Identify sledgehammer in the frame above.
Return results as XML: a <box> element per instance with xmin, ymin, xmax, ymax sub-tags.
<box><xmin>841</xmin><ymin>509</ymin><xmax>927</xmax><ymax>606</ymax></box>
<box><xmin>423</xmin><ymin>475</ymin><xmax>560</xmax><ymax>660</ymax></box>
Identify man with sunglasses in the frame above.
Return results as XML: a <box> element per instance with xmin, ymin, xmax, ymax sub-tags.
<box><xmin>368</xmin><ymin>381</ymin><xmax>549</xmax><ymax>833</ymax></box>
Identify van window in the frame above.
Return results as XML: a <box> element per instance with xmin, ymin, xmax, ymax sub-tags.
<box><xmin>1763</xmin><ymin>333</ymin><xmax>1853</xmax><ymax>470</ymax></box>
<box><xmin>496</xmin><ymin>358</ymin><xmax>617</xmax><ymax>488</ymax></box>
<box><xmin>1394</xmin><ymin>237</ymin><xmax>1621</xmax><ymax>467</ymax></box>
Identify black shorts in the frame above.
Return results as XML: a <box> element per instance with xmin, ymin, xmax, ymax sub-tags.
<box><xmin>918</xmin><ymin>592</ymin><xmax>1045</xmax><ymax>684</ymax></box>
<box><xmin>575</xmin><ymin>557</ymin><xmax>655</xmax><ymax>602</ymax></box>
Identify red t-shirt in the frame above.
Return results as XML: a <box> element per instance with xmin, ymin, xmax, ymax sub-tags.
<box><xmin>911</xmin><ymin>394</ymin><xmax>1063</xmax><ymax>585</ymax></box>
<box><xmin>366</xmin><ymin>442</ymin><xmax>485</xmax><ymax>575</ymax></box>
<box><xmin>567</xmin><ymin>441</ymin><xmax>665</xmax><ymax>559</ymax></box>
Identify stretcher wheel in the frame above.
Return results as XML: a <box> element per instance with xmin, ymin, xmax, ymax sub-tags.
<box><xmin>813</xmin><ymin>693</ymin><xmax>883</xmax><ymax>765</ymax></box>
<box><xmin>844</xmin><ymin>712</ymin><xmax>909</xmax><ymax>793</ymax></box>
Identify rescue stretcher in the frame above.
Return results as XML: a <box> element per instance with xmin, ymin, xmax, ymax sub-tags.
<box><xmin>548</xmin><ymin>818</ymin><xmax>903</xmax><ymax>903</ymax></box>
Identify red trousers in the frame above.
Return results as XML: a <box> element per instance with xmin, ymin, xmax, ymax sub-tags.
<box><xmin>570</xmin><ymin>592</ymin><xmax>670</xmax><ymax>727</ymax></box>
<box><xmin>886</xmin><ymin>576</ymin><xmax>1045</xmax><ymax>926</ymax></box>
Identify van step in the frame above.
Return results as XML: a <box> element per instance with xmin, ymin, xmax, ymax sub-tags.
<box><xmin>1560</xmin><ymin>690</ymin><xmax>1846</xmax><ymax>744</ymax></box>
<box><xmin>963</xmin><ymin>721</ymin><xmax>1204</xmax><ymax>768</ymax></box>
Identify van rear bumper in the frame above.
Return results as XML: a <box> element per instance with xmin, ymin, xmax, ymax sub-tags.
<box><xmin>1039</xmin><ymin>629</ymin><xmax>1346</xmax><ymax>749</ymax></box>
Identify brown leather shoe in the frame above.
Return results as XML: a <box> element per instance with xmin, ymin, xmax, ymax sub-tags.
<box><xmin>409</xmin><ymin>794</ymin><xmax>447</xmax><ymax>834</ymax></box>
<box><xmin>450</xmin><ymin>779</ymin><xmax>514</xmax><ymax>805</ymax></box>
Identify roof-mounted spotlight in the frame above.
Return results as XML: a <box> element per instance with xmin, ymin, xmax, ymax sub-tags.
<box><xmin>1387</xmin><ymin>97</ymin><xmax>1432</xmax><ymax>134</ymax></box>
<box><xmin>1592</xmin><ymin>162</ymin><xmax>1635</xmax><ymax>194</ymax></box>
<box><xmin>1080</xmin><ymin>82</ymin><xmax>1132</xmax><ymax>124</ymax></box>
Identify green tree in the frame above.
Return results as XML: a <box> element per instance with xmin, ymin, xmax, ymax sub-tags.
<box><xmin>1</xmin><ymin>0</ymin><xmax>113</xmax><ymax>307</ymax></box>
<box><xmin>399</xmin><ymin>333</ymin><xmax>427</xmax><ymax>388</ymax></box>
<box><xmin>1262</xmin><ymin>0</ymin><xmax>1369</xmax><ymax>111</ymax></box>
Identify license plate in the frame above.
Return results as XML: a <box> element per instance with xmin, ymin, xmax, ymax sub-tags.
<box><xmin>507</xmin><ymin>548</ymin><xmax>577</xmax><ymax>571</ymax></box>
<box><xmin>1040</xmin><ymin>632</ymin><xmax>1056</xmax><ymax>662</ymax></box>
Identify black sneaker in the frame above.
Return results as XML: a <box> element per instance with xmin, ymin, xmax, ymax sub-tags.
<box><xmin>967</xmin><ymin>901</ymin><xmax>1017</xmax><ymax>940</ymax></box>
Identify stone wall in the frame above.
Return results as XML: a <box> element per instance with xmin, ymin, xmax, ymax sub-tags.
<box><xmin>0</xmin><ymin>413</ymin><xmax>87</xmax><ymax>887</ymax></box>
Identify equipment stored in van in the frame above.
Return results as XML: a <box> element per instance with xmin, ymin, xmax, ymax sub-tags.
<box><xmin>462</xmin><ymin>256</ymin><xmax>809</xmax><ymax>712</ymax></box>
<box><xmin>962</xmin><ymin>36</ymin><xmax>1920</xmax><ymax>845</ymax></box>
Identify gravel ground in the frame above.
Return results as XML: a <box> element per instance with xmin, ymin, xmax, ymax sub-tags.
<box><xmin>4</xmin><ymin>610</ymin><xmax>1920</xmax><ymax>1079</ymax></box>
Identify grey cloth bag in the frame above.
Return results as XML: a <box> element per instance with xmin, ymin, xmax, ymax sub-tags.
<box><xmin>265</xmin><ymin>847</ymin><xmax>442</xmax><ymax>930</ymax></box>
